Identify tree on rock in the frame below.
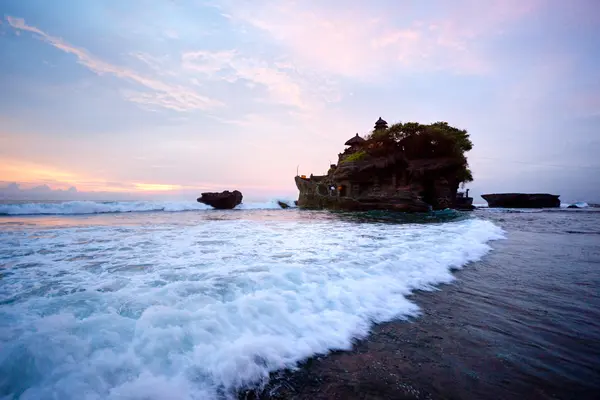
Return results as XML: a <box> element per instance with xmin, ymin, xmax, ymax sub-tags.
<box><xmin>366</xmin><ymin>120</ymin><xmax>474</xmax><ymax>184</ymax></box>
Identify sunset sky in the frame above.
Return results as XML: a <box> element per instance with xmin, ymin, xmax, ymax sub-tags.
<box><xmin>1</xmin><ymin>0</ymin><xmax>599</xmax><ymax>202</ymax></box>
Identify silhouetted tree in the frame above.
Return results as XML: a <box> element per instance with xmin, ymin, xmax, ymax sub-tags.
<box><xmin>364</xmin><ymin>120</ymin><xmax>474</xmax><ymax>184</ymax></box>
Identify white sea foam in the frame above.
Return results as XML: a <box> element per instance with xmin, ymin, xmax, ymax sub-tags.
<box><xmin>481</xmin><ymin>207</ymin><xmax>544</xmax><ymax>213</ymax></box>
<box><xmin>0</xmin><ymin>213</ymin><xmax>504</xmax><ymax>399</ymax></box>
<box><xmin>236</xmin><ymin>197</ymin><xmax>297</xmax><ymax>210</ymax></box>
<box><xmin>561</xmin><ymin>202</ymin><xmax>589</xmax><ymax>208</ymax></box>
<box><xmin>0</xmin><ymin>199</ymin><xmax>296</xmax><ymax>215</ymax></box>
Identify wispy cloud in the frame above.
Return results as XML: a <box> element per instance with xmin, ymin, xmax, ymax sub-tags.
<box><xmin>219</xmin><ymin>0</ymin><xmax>540</xmax><ymax>78</ymax></box>
<box><xmin>183</xmin><ymin>50</ymin><xmax>303</xmax><ymax>109</ymax></box>
<box><xmin>182</xmin><ymin>49</ymin><xmax>339</xmax><ymax>111</ymax></box>
<box><xmin>5</xmin><ymin>14</ymin><xmax>339</xmax><ymax>117</ymax></box>
<box><xmin>5</xmin><ymin>16</ymin><xmax>223</xmax><ymax>112</ymax></box>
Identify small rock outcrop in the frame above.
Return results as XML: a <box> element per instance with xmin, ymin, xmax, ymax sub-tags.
<box><xmin>482</xmin><ymin>193</ymin><xmax>560</xmax><ymax>208</ymax></box>
<box><xmin>197</xmin><ymin>190</ymin><xmax>243</xmax><ymax>209</ymax></box>
<box><xmin>455</xmin><ymin>189</ymin><xmax>475</xmax><ymax>210</ymax></box>
<box><xmin>277</xmin><ymin>201</ymin><xmax>290</xmax><ymax>209</ymax></box>
<box><xmin>295</xmin><ymin>118</ymin><xmax>474</xmax><ymax>212</ymax></box>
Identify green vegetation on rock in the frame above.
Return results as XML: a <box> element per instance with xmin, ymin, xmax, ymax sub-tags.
<box><xmin>342</xmin><ymin>150</ymin><xmax>367</xmax><ymax>163</ymax></box>
<box><xmin>365</xmin><ymin>120</ymin><xmax>474</xmax><ymax>183</ymax></box>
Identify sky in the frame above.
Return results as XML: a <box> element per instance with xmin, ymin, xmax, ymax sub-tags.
<box><xmin>1</xmin><ymin>0</ymin><xmax>599</xmax><ymax>203</ymax></box>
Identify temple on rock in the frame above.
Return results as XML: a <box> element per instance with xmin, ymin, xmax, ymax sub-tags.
<box><xmin>374</xmin><ymin>117</ymin><xmax>388</xmax><ymax>131</ymax></box>
<box><xmin>295</xmin><ymin>117</ymin><xmax>474</xmax><ymax>212</ymax></box>
<box><xmin>344</xmin><ymin>133</ymin><xmax>366</xmax><ymax>148</ymax></box>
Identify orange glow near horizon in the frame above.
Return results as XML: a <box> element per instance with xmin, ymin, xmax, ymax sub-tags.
<box><xmin>133</xmin><ymin>183</ymin><xmax>184</xmax><ymax>191</ymax></box>
<box><xmin>0</xmin><ymin>158</ymin><xmax>292</xmax><ymax>195</ymax></box>
<box><xmin>0</xmin><ymin>158</ymin><xmax>192</xmax><ymax>193</ymax></box>
<box><xmin>0</xmin><ymin>159</ymin><xmax>79</xmax><ymax>183</ymax></box>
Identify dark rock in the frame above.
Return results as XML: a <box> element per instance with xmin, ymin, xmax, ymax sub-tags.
<box><xmin>296</xmin><ymin>151</ymin><xmax>463</xmax><ymax>212</ymax></box>
<box><xmin>277</xmin><ymin>201</ymin><xmax>290</xmax><ymax>209</ymax></box>
<box><xmin>567</xmin><ymin>204</ymin><xmax>579</xmax><ymax>209</ymax></box>
<box><xmin>455</xmin><ymin>190</ymin><xmax>474</xmax><ymax>211</ymax></box>
<box><xmin>197</xmin><ymin>190</ymin><xmax>243</xmax><ymax>209</ymax></box>
<box><xmin>481</xmin><ymin>193</ymin><xmax>560</xmax><ymax>208</ymax></box>
<box><xmin>295</xmin><ymin>176</ymin><xmax>431</xmax><ymax>212</ymax></box>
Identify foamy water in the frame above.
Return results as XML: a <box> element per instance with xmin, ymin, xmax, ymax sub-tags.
<box><xmin>0</xmin><ymin>208</ymin><xmax>504</xmax><ymax>399</ymax></box>
<box><xmin>0</xmin><ymin>199</ymin><xmax>297</xmax><ymax>215</ymax></box>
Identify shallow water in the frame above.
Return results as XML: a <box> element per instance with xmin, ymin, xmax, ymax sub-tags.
<box><xmin>0</xmin><ymin>205</ymin><xmax>502</xmax><ymax>399</ymax></box>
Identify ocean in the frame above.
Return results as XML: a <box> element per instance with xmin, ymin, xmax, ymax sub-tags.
<box><xmin>0</xmin><ymin>201</ymin><xmax>598</xmax><ymax>399</ymax></box>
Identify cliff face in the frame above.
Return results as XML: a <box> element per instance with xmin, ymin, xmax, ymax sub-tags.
<box><xmin>295</xmin><ymin>121</ymin><xmax>471</xmax><ymax>212</ymax></box>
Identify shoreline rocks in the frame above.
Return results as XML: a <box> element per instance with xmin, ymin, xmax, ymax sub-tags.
<box><xmin>197</xmin><ymin>190</ymin><xmax>243</xmax><ymax>209</ymax></box>
<box><xmin>277</xmin><ymin>201</ymin><xmax>290</xmax><ymax>209</ymax></box>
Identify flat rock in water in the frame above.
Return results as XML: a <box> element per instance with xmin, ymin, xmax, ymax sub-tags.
<box><xmin>481</xmin><ymin>193</ymin><xmax>560</xmax><ymax>208</ymax></box>
<box><xmin>197</xmin><ymin>190</ymin><xmax>243</xmax><ymax>209</ymax></box>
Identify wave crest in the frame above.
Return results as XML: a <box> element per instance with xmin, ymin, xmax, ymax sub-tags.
<box><xmin>0</xmin><ymin>217</ymin><xmax>503</xmax><ymax>398</ymax></box>
<box><xmin>0</xmin><ymin>199</ymin><xmax>298</xmax><ymax>215</ymax></box>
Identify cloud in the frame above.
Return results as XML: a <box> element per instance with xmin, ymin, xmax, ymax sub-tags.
<box><xmin>0</xmin><ymin>157</ymin><xmax>80</xmax><ymax>185</ymax></box>
<box><xmin>0</xmin><ymin>182</ymin><xmax>93</xmax><ymax>201</ymax></box>
<box><xmin>182</xmin><ymin>50</ymin><xmax>306</xmax><ymax>109</ymax></box>
<box><xmin>0</xmin><ymin>155</ymin><xmax>297</xmax><ymax>200</ymax></box>
<box><xmin>5</xmin><ymin>16</ymin><xmax>223</xmax><ymax>112</ymax></box>
<box><xmin>218</xmin><ymin>0</ymin><xmax>540</xmax><ymax>78</ymax></box>
<box><xmin>0</xmin><ymin>180</ymin><xmax>296</xmax><ymax>201</ymax></box>
<box><xmin>4</xmin><ymin>14</ymin><xmax>340</xmax><ymax>118</ymax></box>
<box><xmin>182</xmin><ymin>50</ymin><xmax>338</xmax><ymax>110</ymax></box>
<box><xmin>0</xmin><ymin>182</ymin><xmax>157</xmax><ymax>201</ymax></box>
<box><xmin>0</xmin><ymin>157</ymin><xmax>183</xmax><ymax>193</ymax></box>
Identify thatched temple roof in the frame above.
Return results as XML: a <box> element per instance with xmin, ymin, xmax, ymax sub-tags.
<box><xmin>344</xmin><ymin>133</ymin><xmax>366</xmax><ymax>146</ymax></box>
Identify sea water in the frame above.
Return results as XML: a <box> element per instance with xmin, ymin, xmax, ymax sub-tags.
<box><xmin>0</xmin><ymin>201</ymin><xmax>504</xmax><ymax>399</ymax></box>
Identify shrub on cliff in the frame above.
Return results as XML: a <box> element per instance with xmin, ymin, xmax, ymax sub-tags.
<box><xmin>342</xmin><ymin>150</ymin><xmax>367</xmax><ymax>163</ymax></box>
<box><xmin>457</xmin><ymin>167</ymin><xmax>474</xmax><ymax>183</ymax></box>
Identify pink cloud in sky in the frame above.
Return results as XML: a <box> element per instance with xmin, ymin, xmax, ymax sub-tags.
<box><xmin>182</xmin><ymin>50</ymin><xmax>310</xmax><ymax>110</ymax></box>
<box><xmin>219</xmin><ymin>0</ymin><xmax>542</xmax><ymax>78</ymax></box>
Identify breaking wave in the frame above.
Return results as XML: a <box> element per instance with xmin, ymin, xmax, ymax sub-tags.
<box><xmin>0</xmin><ymin>213</ymin><xmax>504</xmax><ymax>399</ymax></box>
<box><xmin>0</xmin><ymin>199</ymin><xmax>297</xmax><ymax>216</ymax></box>
<box><xmin>562</xmin><ymin>202</ymin><xmax>589</xmax><ymax>208</ymax></box>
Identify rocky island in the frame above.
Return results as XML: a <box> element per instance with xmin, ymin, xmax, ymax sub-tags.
<box><xmin>295</xmin><ymin>118</ymin><xmax>474</xmax><ymax>212</ymax></box>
